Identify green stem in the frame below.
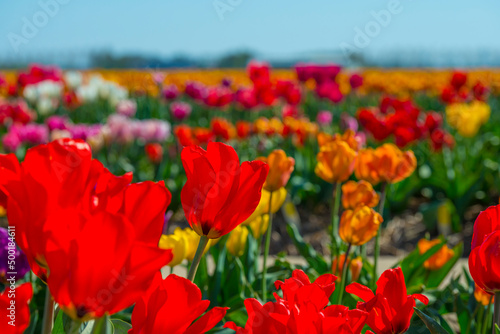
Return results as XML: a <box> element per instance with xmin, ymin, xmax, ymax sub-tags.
<box><xmin>466</xmin><ymin>303</ymin><xmax>481</xmax><ymax>334</ymax></box>
<box><xmin>484</xmin><ymin>302</ymin><xmax>493</xmax><ymax>334</ymax></box>
<box><xmin>331</xmin><ymin>182</ymin><xmax>342</xmax><ymax>265</ymax></box>
<box><xmin>336</xmin><ymin>243</ymin><xmax>352</xmax><ymax>305</ymax></box>
<box><xmin>187</xmin><ymin>236</ymin><xmax>210</xmax><ymax>282</ymax></box>
<box><xmin>372</xmin><ymin>182</ymin><xmax>387</xmax><ymax>288</ymax></box>
<box><xmin>41</xmin><ymin>288</ymin><xmax>54</xmax><ymax>334</ymax></box>
<box><xmin>68</xmin><ymin>319</ymin><xmax>82</xmax><ymax>334</ymax></box>
<box><xmin>478</xmin><ymin>306</ymin><xmax>485</xmax><ymax>334</ymax></box>
<box><xmin>493</xmin><ymin>292</ymin><xmax>500</xmax><ymax>334</ymax></box>
<box><xmin>262</xmin><ymin>190</ymin><xmax>274</xmax><ymax>302</ymax></box>
<box><xmin>91</xmin><ymin>315</ymin><xmax>110</xmax><ymax>334</ymax></box>
<box><xmin>235</xmin><ymin>257</ymin><xmax>260</xmax><ymax>300</ymax></box>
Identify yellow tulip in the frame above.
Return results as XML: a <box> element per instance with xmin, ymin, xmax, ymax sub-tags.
<box><xmin>246</xmin><ymin>215</ymin><xmax>269</xmax><ymax>238</ymax></box>
<box><xmin>226</xmin><ymin>225</ymin><xmax>249</xmax><ymax>257</ymax></box>
<box><xmin>158</xmin><ymin>233</ymin><xmax>186</xmax><ymax>267</ymax></box>
<box><xmin>446</xmin><ymin>101</ymin><xmax>490</xmax><ymax>138</ymax></box>
<box><xmin>175</xmin><ymin>227</ymin><xmax>216</xmax><ymax>261</ymax></box>
<box><xmin>339</xmin><ymin>206</ymin><xmax>382</xmax><ymax>246</ymax></box>
<box><xmin>243</xmin><ymin>187</ymin><xmax>287</xmax><ymax>224</ymax></box>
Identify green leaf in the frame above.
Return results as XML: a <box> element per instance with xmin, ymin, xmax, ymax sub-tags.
<box><xmin>210</xmin><ymin>235</ymin><xmax>228</xmax><ymax>305</ymax></box>
<box><xmin>286</xmin><ymin>223</ymin><xmax>328</xmax><ymax>274</ymax></box>
<box><xmin>91</xmin><ymin>316</ymin><xmax>113</xmax><ymax>334</ymax></box>
<box><xmin>25</xmin><ymin>310</ymin><xmax>39</xmax><ymax>334</ymax></box>
<box><xmin>110</xmin><ymin>319</ymin><xmax>132</xmax><ymax>334</ymax></box>
<box><xmin>495</xmin><ymin>324</ymin><xmax>500</xmax><ymax>334</ymax></box>
<box><xmin>413</xmin><ymin>308</ymin><xmax>452</xmax><ymax>334</ymax></box>
<box><xmin>400</xmin><ymin>239</ymin><xmax>446</xmax><ymax>288</ymax></box>
<box><xmin>426</xmin><ymin>242</ymin><xmax>463</xmax><ymax>289</ymax></box>
<box><xmin>52</xmin><ymin>311</ymin><xmax>64</xmax><ymax>334</ymax></box>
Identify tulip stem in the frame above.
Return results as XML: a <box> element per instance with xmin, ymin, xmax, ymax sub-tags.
<box><xmin>91</xmin><ymin>315</ymin><xmax>111</xmax><ymax>334</ymax></box>
<box><xmin>41</xmin><ymin>288</ymin><xmax>54</xmax><ymax>334</ymax></box>
<box><xmin>331</xmin><ymin>182</ymin><xmax>342</xmax><ymax>265</ymax></box>
<box><xmin>262</xmin><ymin>190</ymin><xmax>274</xmax><ymax>302</ymax></box>
<box><xmin>337</xmin><ymin>243</ymin><xmax>352</xmax><ymax>305</ymax></box>
<box><xmin>372</xmin><ymin>182</ymin><xmax>387</xmax><ymax>288</ymax></box>
<box><xmin>68</xmin><ymin>320</ymin><xmax>82</xmax><ymax>334</ymax></box>
<box><xmin>493</xmin><ymin>292</ymin><xmax>500</xmax><ymax>334</ymax></box>
<box><xmin>187</xmin><ymin>235</ymin><xmax>210</xmax><ymax>282</ymax></box>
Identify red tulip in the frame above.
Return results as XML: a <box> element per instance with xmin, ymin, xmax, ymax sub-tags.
<box><xmin>235</xmin><ymin>88</ymin><xmax>259</xmax><ymax>109</ymax></box>
<box><xmin>0</xmin><ymin>282</ymin><xmax>32</xmax><ymax>334</ymax></box>
<box><xmin>145</xmin><ymin>143</ymin><xmax>163</xmax><ymax>164</ymax></box>
<box><xmin>211</xmin><ymin>118</ymin><xmax>235</xmax><ymax>141</ymax></box>
<box><xmin>174</xmin><ymin>125</ymin><xmax>197</xmax><ymax>147</ymax></box>
<box><xmin>349</xmin><ymin>73</ymin><xmax>364</xmax><ymax>90</ymax></box>
<box><xmin>295</xmin><ymin>63</ymin><xmax>315</xmax><ymax>82</ymax></box>
<box><xmin>429</xmin><ymin>128</ymin><xmax>454</xmax><ymax>152</ymax></box>
<box><xmin>424</xmin><ymin>112</ymin><xmax>443</xmax><ymax>133</ymax></box>
<box><xmin>248</xmin><ymin>61</ymin><xmax>271</xmax><ymax>88</ymax></box>
<box><xmin>181</xmin><ymin>142</ymin><xmax>269</xmax><ymax>238</ymax></box>
<box><xmin>473</xmin><ymin>81</ymin><xmax>488</xmax><ymax>101</ymax></box>
<box><xmin>225</xmin><ymin>269</ymin><xmax>369</xmax><ymax>333</ymax></box>
<box><xmin>469</xmin><ymin>205</ymin><xmax>500</xmax><ymax>293</ymax></box>
<box><xmin>129</xmin><ymin>273</ymin><xmax>228</xmax><ymax>334</ymax></box>
<box><xmin>236</xmin><ymin>121</ymin><xmax>252</xmax><ymax>139</ymax></box>
<box><xmin>450</xmin><ymin>71</ymin><xmax>467</xmax><ymax>90</ymax></box>
<box><xmin>0</xmin><ymin>139</ymin><xmax>173</xmax><ymax>319</ymax></box>
<box><xmin>0</xmin><ymin>154</ymin><xmax>20</xmax><ymax>212</ymax></box>
<box><xmin>347</xmin><ymin>268</ymin><xmax>428</xmax><ymax>334</ymax></box>
<box><xmin>193</xmin><ymin>127</ymin><xmax>214</xmax><ymax>145</ymax></box>
<box><xmin>204</xmin><ymin>87</ymin><xmax>234</xmax><ymax>107</ymax></box>
<box><xmin>440</xmin><ymin>86</ymin><xmax>456</xmax><ymax>104</ymax></box>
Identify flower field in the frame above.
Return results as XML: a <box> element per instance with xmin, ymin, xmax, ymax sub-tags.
<box><xmin>0</xmin><ymin>62</ymin><xmax>500</xmax><ymax>333</ymax></box>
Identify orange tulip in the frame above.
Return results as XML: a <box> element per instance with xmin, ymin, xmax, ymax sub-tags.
<box><xmin>315</xmin><ymin>140</ymin><xmax>357</xmax><ymax>183</ymax></box>
<box><xmin>355</xmin><ymin>144</ymin><xmax>416</xmax><ymax>185</ymax></box>
<box><xmin>257</xmin><ymin>150</ymin><xmax>295</xmax><ymax>192</ymax></box>
<box><xmin>318</xmin><ymin>129</ymin><xmax>362</xmax><ymax>151</ymax></box>
<box><xmin>332</xmin><ymin>254</ymin><xmax>363</xmax><ymax>282</ymax></box>
<box><xmin>339</xmin><ymin>206</ymin><xmax>382</xmax><ymax>246</ymax></box>
<box><xmin>341</xmin><ymin>180</ymin><xmax>379</xmax><ymax>209</ymax></box>
<box><xmin>474</xmin><ymin>284</ymin><xmax>494</xmax><ymax>306</ymax></box>
<box><xmin>417</xmin><ymin>239</ymin><xmax>454</xmax><ymax>270</ymax></box>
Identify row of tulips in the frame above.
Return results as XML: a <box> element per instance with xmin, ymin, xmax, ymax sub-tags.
<box><xmin>0</xmin><ymin>133</ymin><xmax>498</xmax><ymax>333</ymax></box>
<box><xmin>1</xmin><ymin>63</ymin><xmax>499</xmax><ymax>227</ymax></box>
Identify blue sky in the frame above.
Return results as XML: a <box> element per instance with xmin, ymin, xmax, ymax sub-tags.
<box><xmin>1</xmin><ymin>0</ymin><xmax>499</xmax><ymax>58</ymax></box>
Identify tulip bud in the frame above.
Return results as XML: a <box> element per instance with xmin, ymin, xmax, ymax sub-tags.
<box><xmin>170</xmin><ymin>101</ymin><xmax>192</xmax><ymax>121</ymax></box>
<box><xmin>145</xmin><ymin>143</ymin><xmax>163</xmax><ymax>164</ymax></box>
<box><xmin>332</xmin><ymin>254</ymin><xmax>363</xmax><ymax>282</ymax></box>
<box><xmin>257</xmin><ymin>150</ymin><xmax>295</xmax><ymax>192</ymax></box>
